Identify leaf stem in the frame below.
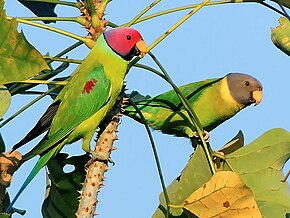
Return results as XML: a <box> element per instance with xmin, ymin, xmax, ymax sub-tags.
<box><xmin>11</xmin><ymin>16</ymin><xmax>87</xmax><ymax>26</ymax></box>
<box><xmin>6</xmin><ymin>17</ymin><xmax>95</xmax><ymax>48</ymax></box>
<box><xmin>127</xmin><ymin>96</ymin><xmax>170</xmax><ymax>217</ymax></box>
<box><xmin>125</xmin><ymin>0</ymin><xmax>162</xmax><ymax>27</ymax></box>
<box><xmin>147</xmin><ymin>0</ymin><xmax>210</xmax><ymax>52</ymax></box>
<box><xmin>148</xmin><ymin>52</ymin><xmax>216</xmax><ymax>174</ymax></box>
<box><xmin>43</xmin><ymin>56</ymin><xmax>82</xmax><ymax>64</ymax></box>
<box><xmin>46</xmin><ymin>41</ymin><xmax>83</xmax><ymax>64</ymax></box>
<box><xmin>259</xmin><ymin>1</ymin><xmax>288</xmax><ymax>17</ymax></box>
<box><xmin>14</xmin><ymin>80</ymin><xmax>67</xmax><ymax>86</ymax></box>
<box><xmin>0</xmin><ymin>86</ymin><xmax>59</xmax><ymax>129</ymax></box>
<box><xmin>130</xmin><ymin>0</ymin><xmax>231</xmax><ymax>25</ymax></box>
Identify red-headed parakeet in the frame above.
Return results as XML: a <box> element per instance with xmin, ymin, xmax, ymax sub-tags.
<box><xmin>6</xmin><ymin>27</ymin><xmax>147</xmax><ymax>212</ymax></box>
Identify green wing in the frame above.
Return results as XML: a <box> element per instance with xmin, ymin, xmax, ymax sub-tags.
<box><xmin>124</xmin><ymin>78</ymin><xmax>223</xmax><ymax>137</ymax></box>
<box><xmin>126</xmin><ymin>78</ymin><xmax>221</xmax><ymax>112</ymax></box>
<box><xmin>24</xmin><ymin>66</ymin><xmax>112</xmax><ymax>159</ymax></box>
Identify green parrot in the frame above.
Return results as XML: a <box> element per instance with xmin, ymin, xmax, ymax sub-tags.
<box><xmin>124</xmin><ymin>73</ymin><xmax>263</xmax><ymax>139</ymax></box>
<box><xmin>6</xmin><ymin>27</ymin><xmax>147</xmax><ymax>212</ymax></box>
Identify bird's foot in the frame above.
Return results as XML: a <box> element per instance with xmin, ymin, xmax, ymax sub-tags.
<box><xmin>190</xmin><ymin>131</ymin><xmax>210</xmax><ymax>149</ymax></box>
<box><xmin>85</xmin><ymin>151</ymin><xmax>114</xmax><ymax>168</ymax></box>
<box><xmin>192</xmin><ymin>131</ymin><xmax>210</xmax><ymax>142</ymax></box>
<box><xmin>213</xmin><ymin>151</ymin><xmax>227</xmax><ymax>169</ymax></box>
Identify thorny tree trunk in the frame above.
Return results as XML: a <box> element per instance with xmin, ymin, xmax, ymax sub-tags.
<box><xmin>76</xmin><ymin>91</ymin><xmax>127</xmax><ymax>218</ymax></box>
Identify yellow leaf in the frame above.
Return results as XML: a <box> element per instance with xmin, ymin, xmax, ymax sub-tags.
<box><xmin>184</xmin><ymin>171</ymin><xmax>262</xmax><ymax>218</ymax></box>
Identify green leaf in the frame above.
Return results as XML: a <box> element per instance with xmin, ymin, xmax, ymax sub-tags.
<box><xmin>152</xmin><ymin>145</ymin><xmax>212</xmax><ymax>217</ymax></box>
<box><xmin>17</xmin><ymin>0</ymin><xmax>57</xmax><ymax>24</ymax></box>
<box><xmin>271</xmin><ymin>17</ymin><xmax>290</xmax><ymax>56</ymax></box>
<box><xmin>0</xmin><ymin>85</ymin><xmax>11</xmax><ymax>120</ymax></box>
<box><xmin>42</xmin><ymin>153</ymin><xmax>90</xmax><ymax>218</ymax></box>
<box><xmin>219</xmin><ymin>130</ymin><xmax>244</xmax><ymax>155</ymax></box>
<box><xmin>0</xmin><ymin>8</ymin><xmax>49</xmax><ymax>84</ymax></box>
<box><xmin>128</xmin><ymin>90</ymin><xmax>151</xmax><ymax>102</ymax></box>
<box><xmin>227</xmin><ymin>128</ymin><xmax>290</xmax><ymax>218</ymax></box>
<box><xmin>7</xmin><ymin>62</ymin><xmax>69</xmax><ymax>96</ymax></box>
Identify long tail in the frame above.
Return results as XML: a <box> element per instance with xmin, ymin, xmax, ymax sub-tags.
<box><xmin>5</xmin><ymin>146</ymin><xmax>58</xmax><ymax>213</ymax></box>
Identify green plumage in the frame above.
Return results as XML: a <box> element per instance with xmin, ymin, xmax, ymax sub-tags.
<box><xmin>125</xmin><ymin>73</ymin><xmax>262</xmax><ymax>138</ymax></box>
<box><xmin>7</xmin><ymin>27</ymin><xmax>146</xmax><ymax>212</ymax></box>
<box><xmin>24</xmin><ymin>34</ymin><xmax>127</xmax><ymax>160</ymax></box>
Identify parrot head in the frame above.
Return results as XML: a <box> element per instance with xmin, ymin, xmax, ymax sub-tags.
<box><xmin>227</xmin><ymin>73</ymin><xmax>263</xmax><ymax>107</ymax></box>
<box><xmin>104</xmin><ymin>27</ymin><xmax>147</xmax><ymax>61</ymax></box>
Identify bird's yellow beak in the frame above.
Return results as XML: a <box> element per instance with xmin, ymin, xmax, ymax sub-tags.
<box><xmin>252</xmin><ymin>89</ymin><xmax>263</xmax><ymax>106</ymax></box>
<box><xmin>136</xmin><ymin>40</ymin><xmax>147</xmax><ymax>58</ymax></box>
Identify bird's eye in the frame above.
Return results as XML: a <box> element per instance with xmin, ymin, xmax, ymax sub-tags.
<box><xmin>126</xmin><ymin>35</ymin><xmax>132</xmax><ymax>40</ymax></box>
<box><xmin>244</xmin><ymin>81</ymin><xmax>250</xmax><ymax>86</ymax></box>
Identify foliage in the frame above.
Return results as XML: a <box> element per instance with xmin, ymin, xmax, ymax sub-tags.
<box><xmin>0</xmin><ymin>0</ymin><xmax>289</xmax><ymax>217</ymax></box>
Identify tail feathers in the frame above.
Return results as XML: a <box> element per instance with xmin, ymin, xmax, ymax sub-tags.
<box><xmin>11</xmin><ymin>101</ymin><xmax>60</xmax><ymax>152</ymax></box>
<box><xmin>5</xmin><ymin>146</ymin><xmax>58</xmax><ymax>213</ymax></box>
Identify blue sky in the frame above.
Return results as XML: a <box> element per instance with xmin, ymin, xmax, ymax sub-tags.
<box><xmin>2</xmin><ymin>1</ymin><xmax>290</xmax><ymax>217</ymax></box>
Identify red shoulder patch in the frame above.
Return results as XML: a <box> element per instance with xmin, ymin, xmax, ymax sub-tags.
<box><xmin>82</xmin><ymin>78</ymin><xmax>98</xmax><ymax>94</ymax></box>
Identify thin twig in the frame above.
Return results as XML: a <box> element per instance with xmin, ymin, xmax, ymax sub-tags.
<box><xmin>125</xmin><ymin>0</ymin><xmax>162</xmax><ymax>26</ymax></box>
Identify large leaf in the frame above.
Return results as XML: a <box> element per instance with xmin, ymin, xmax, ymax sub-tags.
<box><xmin>184</xmin><ymin>171</ymin><xmax>262</xmax><ymax>217</ymax></box>
<box><xmin>0</xmin><ymin>85</ymin><xmax>11</xmax><ymax>120</ymax></box>
<box><xmin>152</xmin><ymin>145</ymin><xmax>212</xmax><ymax>217</ymax></box>
<box><xmin>17</xmin><ymin>0</ymin><xmax>57</xmax><ymax>24</ymax></box>
<box><xmin>152</xmin><ymin>128</ymin><xmax>290</xmax><ymax>218</ymax></box>
<box><xmin>0</xmin><ymin>8</ymin><xmax>49</xmax><ymax>84</ymax></box>
<box><xmin>7</xmin><ymin>62</ymin><xmax>69</xmax><ymax>96</ymax></box>
<box><xmin>271</xmin><ymin>17</ymin><xmax>290</xmax><ymax>56</ymax></box>
<box><xmin>42</xmin><ymin>153</ymin><xmax>90</xmax><ymax>218</ymax></box>
<box><xmin>226</xmin><ymin>128</ymin><xmax>290</xmax><ymax>218</ymax></box>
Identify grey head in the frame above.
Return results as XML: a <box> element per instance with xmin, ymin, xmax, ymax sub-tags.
<box><xmin>227</xmin><ymin>73</ymin><xmax>263</xmax><ymax>107</ymax></box>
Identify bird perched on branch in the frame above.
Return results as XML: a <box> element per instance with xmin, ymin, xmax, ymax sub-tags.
<box><xmin>125</xmin><ymin>73</ymin><xmax>263</xmax><ymax>140</ymax></box>
<box><xmin>7</xmin><ymin>27</ymin><xmax>147</xmax><ymax>212</ymax></box>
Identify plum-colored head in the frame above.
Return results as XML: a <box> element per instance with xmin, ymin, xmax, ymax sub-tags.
<box><xmin>104</xmin><ymin>27</ymin><xmax>147</xmax><ymax>61</ymax></box>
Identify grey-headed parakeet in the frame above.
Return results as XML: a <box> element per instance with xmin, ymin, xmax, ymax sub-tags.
<box><xmin>125</xmin><ymin>73</ymin><xmax>262</xmax><ymax>138</ymax></box>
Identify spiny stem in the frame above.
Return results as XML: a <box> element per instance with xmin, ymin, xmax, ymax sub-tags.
<box><xmin>125</xmin><ymin>0</ymin><xmax>162</xmax><ymax>27</ymax></box>
<box><xmin>85</xmin><ymin>0</ymin><xmax>100</xmax><ymax>29</ymax></box>
<box><xmin>127</xmin><ymin>97</ymin><xmax>170</xmax><ymax>217</ymax></box>
<box><xmin>6</xmin><ymin>17</ymin><xmax>95</xmax><ymax>48</ymax></box>
<box><xmin>148</xmin><ymin>52</ymin><xmax>216</xmax><ymax>174</ymax></box>
<box><xmin>97</xmin><ymin>0</ymin><xmax>110</xmax><ymax>18</ymax></box>
<box><xmin>147</xmin><ymin>0</ymin><xmax>210</xmax><ymax>52</ymax></box>
<box><xmin>43</xmin><ymin>56</ymin><xmax>82</xmax><ymax>64</ymax></box>
<box><xmin>0</xmin><ymin>86</ymin><xmax>59</xmax><ymax>129</ymax></box>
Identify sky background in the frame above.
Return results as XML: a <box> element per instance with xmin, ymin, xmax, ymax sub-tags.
<box><xmin>2</xmin><ymin>1</ymin><xmax>290</xmax><ymax>217</ymax></box>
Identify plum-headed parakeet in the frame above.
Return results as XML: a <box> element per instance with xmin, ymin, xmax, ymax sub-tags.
<box><xmin>7</xmin><ymin>27</ymin><xmax>147</xmax><ymax>212</ymax></box>
<box><xmin>124</xmin><ymin>73</ymin><xmax>262</xmax><ymax>139</ymax></box>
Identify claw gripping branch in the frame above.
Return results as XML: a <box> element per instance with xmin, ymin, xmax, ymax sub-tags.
<box><xmin>76</xmin><ymin>89</ymin><xmax>126</xmax><ymax>217</ymax></box>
